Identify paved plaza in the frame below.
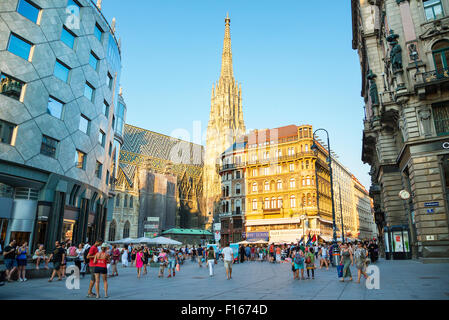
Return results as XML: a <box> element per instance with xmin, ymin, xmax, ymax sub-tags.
<box><xmin>1</xmin><ymin>259</ymin><xmax>449</xmax><ymax>300</ymax></box>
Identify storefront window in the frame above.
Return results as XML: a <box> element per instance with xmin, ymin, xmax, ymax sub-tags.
<box><xmin>62</xmin><ymin>219</ymin><xmax>75</xmax><ymax>242</ymax></box>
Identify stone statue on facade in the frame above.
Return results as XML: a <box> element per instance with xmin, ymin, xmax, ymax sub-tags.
<box><xmin>387</xmin><ymin>30</ymin><xmax>403</xmax><ymax>73</ymax></box>
<box><xmin>367</xmin><ymin>69</ymin><xmax>379</xmax><ymax>106</ymax></box>
<box><xmin>418</xmin><ymin>108</ymin><xmax>432</xmax><ymax>136</ymax></box>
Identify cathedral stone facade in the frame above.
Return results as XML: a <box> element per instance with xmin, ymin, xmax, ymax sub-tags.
<box><xmin>204</xmin><ymin>14</ymin><xmax>246</xmax><ymax>224</ymax></box>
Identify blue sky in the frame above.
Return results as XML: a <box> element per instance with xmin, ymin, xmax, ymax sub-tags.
<box><xmin>102</xmin><ymin>0</ymin><xmax>371</xmax><ymax>189</ymax></box>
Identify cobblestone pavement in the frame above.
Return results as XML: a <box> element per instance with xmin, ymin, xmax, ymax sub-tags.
<box><xmin>1</xmin><ymin>258</ymin><xmax>448</xmax><ymax>300</ymax></box>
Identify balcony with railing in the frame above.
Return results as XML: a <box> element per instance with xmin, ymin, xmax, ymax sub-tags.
<box><xmin>422</xmin><ymin>67</ymin><xmax>449</xmax><ymax>84</ymax></box>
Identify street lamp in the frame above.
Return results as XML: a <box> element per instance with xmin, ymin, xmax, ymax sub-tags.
<box><xmin>338</xmin><ymin>183</ymin><xmax>345</xmax><ymax>244</ymax></box>
<box><xmin>311</xmin><ymin>128</ymin><xmax>340</xmax><ymax>266</ymax></box>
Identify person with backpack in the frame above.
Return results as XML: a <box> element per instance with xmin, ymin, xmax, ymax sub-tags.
<box><xmin>292</xmin><ymin>249</ymin><xmax>305</xmax><ymax>280</ymax></box>
<box><xmin>305</xmin><ymin>247</ymin><xmax>316</xmax><ymax>279</ymax></box>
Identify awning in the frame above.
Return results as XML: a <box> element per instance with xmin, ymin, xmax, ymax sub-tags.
<box><xmin>319</xmin><ymin>235</ymin><xmax>332</xmax><ymax>242</ymax></box>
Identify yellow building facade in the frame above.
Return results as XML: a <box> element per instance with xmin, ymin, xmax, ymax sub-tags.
<box><xmin>242</xmin><ymin>124</ymin><xmax>334</xmax><ymax>243</ymax></box>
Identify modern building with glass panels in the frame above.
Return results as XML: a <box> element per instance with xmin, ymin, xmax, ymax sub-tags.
<box><xmin>352</xmin><ymin>0</ymin><xmax>449</xmax><ymax>261</ymax></box>
<box><xmin>0</xmin><ymin>0</ymin><xmax>125</xmax><ymax>250</ymax></box>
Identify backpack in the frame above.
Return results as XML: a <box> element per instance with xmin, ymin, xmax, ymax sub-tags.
<box><xmin>294</xmin><ymin>254</ymin><xmax>303</xmax><ymax>265</ymax></box>
<box><xmin>69</xmin><ymin>246</ymin><xmax>77</xmax><ymax>257</ymax></box>
<box><xmin>305</xmin><ymin>255</ymin><xmax>311</xmax><ymax>264</ymax></box>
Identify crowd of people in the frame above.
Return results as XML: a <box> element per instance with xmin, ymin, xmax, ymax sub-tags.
<box><xmin>1</xmin><ymin>237</ymin><xmax>379</xmax><ymax>295</ymax></box>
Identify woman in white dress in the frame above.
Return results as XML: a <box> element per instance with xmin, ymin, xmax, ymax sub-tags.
<box><xmin>121</xmin><ymin>247</ymin><xmax>129</xmax><ymax>267</ymax></box>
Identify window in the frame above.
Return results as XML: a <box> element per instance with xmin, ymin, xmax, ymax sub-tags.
<box><xmin>277</xmin><ymin>197</ymin><xmax>283</xmax><ymax>209</ymax></box>
<box><xmin>289</xmin><ymin>163</ymin><xmax>294</xmax><ymax>172</ymax></box>
<box><xmin>0</xmin><ymin>73</ymin><xmax>25</xmax><ymax>101</ymax></box>
<box><xmin>89</xmin><ymin>51</ymin><xmax>99</xmax><ymax>71</ymax></box>
<box><xmin>8</xmin><ymin>34</ymin><xmax>33</xmax><ymax>60</ymax></box>
<box><xmin>107</xmin><ymin>73</ymin><xmax>113</xmax><ymax>89</ymax></box>
<box><xmin>432</xmin><ymin>40</ymin><xmax>449</xmax><ymax>73</ymax></box>
<box><xmin>94</xmin><ymin>23</ymin><xmax>103</xmax><ymax>42</ymax></box>
<box><xmin>236</xmin><ymin>184</ymin><xmax>241</xmax><ymax>195</ymax></box>
<box><xmin>75</xmin><ymin>150</ymin><xmax>86</xmax><ymax>169</ymax></box>
<box><xmin>17</xmin><ymin>0</ymin><xmax>40</xmax><ymax>23</ymax></box>
<box><xmin>424</xmin><ymin>0</ymin><xmax>444</xmax><ymax>21</ymax></box>
<box><xmin>61</xmin><ymin>26</ymin><xmax>75</xmax><ymax>49</ymax></box>
<box><xmin>130</xmin><ymin>196</ymin><xmax>133</xmax><ymax>208</ymax></box>
<box><xmin>252</xmin><ymin>183</ymin><xmax>258</xmax><ymax>192</ymax></box>
<box><xmin>47</xmin><ymin>96</ymin><xmax>64</xmax><ymax>119</ymax></box>
<box><xmin>112</xmin><ymin>115</ymin><xmax>116</xmax><ymax>130</ymax></box>
<box><xmin>95</xmin><ymin>161</ymin><xmax>102</xmax><ymax>179</ymax></box>
<box><xmin>115</xmin><ymin>194</ymin><xmax>120</xmax><ymax>207</ymax></box>
<box><xmin>252</xmin><ymin>169</ymin><xmax>257</xmax><ymax>177</ymax></box>
<box><xmin>236</xmin><ymin>171</ymin><xmax>241</xmax><ymax>179</ymax></box>
<box><xmin>79</xmin><ymin>114</ymin><xmax>90</xmax><ymax>134</ymax></box>
<box><xmin>40</xmin><ymin>135</ymin><xmax>58</xmax><ymax>158</ymax></box>
<box><xmin>108</xmin><ymin>220</ymin><xmax>116</xmax><ymax>242</ymax></box>
<box><xmin>277</xmin><ymin>165</ymin><xmax>282</xmax><ymax>174</ymax></box>
<box><xmin>84</xmin><ymin>82</ymin><xmax>94</xmax><ymax>101</ymax></box>
<box><xmin>123</xmin><ymin>221</ymin><xmax>130</xmax><ymax>238</ymax></box>
<box><xmin>0</xmin><ymin>119</ymin><xmax>16</xmax><ymax>145</ymax></box>
<box><xmin>264</xmin><ymin>198</ymin><xmax>270</xmax><ymax>209</ymax></box>
<box><xmin>290</xmin><ymin>196</ymin><xmax>296</xmax><ymax>208</ymax></box>
<box><xmin>290</xmin><ymin>178</ymin><xmax>296</xmax><ymax>189</ymax></box>
<box><xmin>271</xmin><ymin>197</ymin><xmax>276</xmax><ymax>209</ymax></box>
<box><xmin>264</xmin><ymin>181</ymin><xmax>270</xmax><ymax>191</ymax></box>
<box><xmin>264</xmin><ymin>167</ymin><xmax>269</xmax><ymax>175</ymax></box>
<box><xmin>124</xmin><ymin>195</ymin><xmax>128</xmax><ymax>208</ymax></box>
<box><xmin>433</xmin><ymin>101</ymin><xmax>449</xmax><ymax>136</ymax></box>
<box><xmin>306</xmin><ymin>176</ymin><xmax>311</xmax><ymax>186</ymax></box>
<box><xmin>98</xmin><ymin>130</ymin><xmax>105</xmax><ymax>147</ymax></box>
<box><xmin>277</xmin><ymin>180</ymin><xmax>282</xmax><ymax>190</ymax></box>
<box><xmin>109</xmin><ymin>142</ymin><xmax>112</xmax><ymax>156</ymax></box>
<box><xmin>103</xmin><ymin>101</ymin><xmax>110</xmax><ymax>118</ymax></box>
<box><xmin>252</xmin><ymin>199</ymin><xmax>257</xmax><ymax>211</ymax></box>
<box><xmin>54</xmin><ymin>60</ymin><xmax>70</xmax><ymax>82</ymax></box>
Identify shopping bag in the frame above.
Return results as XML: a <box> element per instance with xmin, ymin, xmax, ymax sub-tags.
<box><xmin>337</xmin><ymin>264</ymin><xmax>343</xmax><ymax>278</ymax></box>
<box><xmin>176</xmin><ymin>263</ymin><xmax>180</xmax><ymax>272</ymax></box>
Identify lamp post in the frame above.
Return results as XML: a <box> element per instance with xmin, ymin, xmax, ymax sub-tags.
<box><xmin>311</xmin><ymin>128</ymin><xmax>340</xmax><ymax>267</ymax></box>
<box><xmin>338</xmin><ymin>183</ymin><xmax>345</xmax><ymax>244</ymax></box>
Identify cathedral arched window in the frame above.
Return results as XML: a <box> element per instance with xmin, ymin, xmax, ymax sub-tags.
<box><xmin>123</xmin><ymin>221</ymin><xmax>130</xmax><ymax>239</ymax></box>
<box><xmin>130</xmin><ymin>196</ymin><xmax>133</xmax><ymax>208</ymax></box>
<box><xmin>123</xmin><ymin>195</ymin><xmax>128</xmax><ymax>208</ymax></box>
<box><xmin>115</xmin><ymin>194</ymin><xmax>120</xmax><ymax>207</ymax></box>
<box><xmin>108</xmin><ymin>220</ymin><xmax>116</xmax><ymax>242</ymax></box>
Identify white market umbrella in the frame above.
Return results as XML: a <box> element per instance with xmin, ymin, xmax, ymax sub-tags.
<box><xmin>149</xmin><ymin>236</ymin><xmax>182</xmax><ymax>245</ymax></box>
<box><xmin>238</xmin><ymin>240</ymin><xmax>250</xmax><ymax>245</ymax></box>
<box><xmin>134</xmin><ymin>237</ymin><xmax>154</xmax><ymax>243</ymax></box>
<box><xmin>111</xmin><ymin>237</ymin><xmax>136</xmax><ymax>244</ymax></box>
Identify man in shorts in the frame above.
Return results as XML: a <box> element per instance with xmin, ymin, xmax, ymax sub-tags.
<box><xmin>3</xmin><ymin>240</ymin><xmax>18</xmax><ymax>282</ymax></box>
<box><xmin>222</xmin><ymin>243</ymin><xmax>234</xmax><ymax>280</ymax></box>
<box><xmin>86</xmin><ymin>239</ymin><xmax>102</xmax><ymax>298</ymax></box>
<box><xmin>48</xmin><ymin>241</ymin><xmax>65</xmax><ymax>282</ymax></box>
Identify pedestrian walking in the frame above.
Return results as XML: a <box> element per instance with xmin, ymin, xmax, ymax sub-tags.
<box><xmin>368</xmin><ymin>240</ymin><xmax>379</xmax><ymax>263</ymax></box>
<box><xmin>3</xmin><ymin>240</ymin><xmax>17</xmax><ymax>282</ymax></box>
<box><xmin>158</xmin><ymin>249</ymin><xmax>168</xmax><ymax>277</ymax></box>
<box><xmin>222</xmin><ymin>243</ymin><xmax>234</xmax><ymax>280</ymax></box>
<box><xmin>110</xmin><ymin>245</ymin><xmax>120</xmax><ymax>276</ymax></box>
<box><xmin>319</xmin><ymin>243</ymin><xmax>329</xmax><ymax>270</ymax></box>
<box><xmin>131</xmin><ymin>247</ymin><xmax>136</xmax><ymax>267</ymax></box>
<box><xmin>292</xmin><ymin>249</ymin><xmax>305</xmax><ymax>280</ymax></box>
<box><xmin>86</xmin><ymin>240</ymin><xmax>102</xmax><ymax>298</ymax></box>
<box><xmin>339</xmin><ymin>243</ymin><xmax>353</xmax><ymax>282</ymax></box>
<box><xmin>48</xmin><ymin>241</ymin><xmax>65</xmax><ymax>282</ymax></box>
<box><xmin>305</xmin><ymin>247</ymin><xmax>316</xmax><ymax>279</ymax></box>
<box><xmin>93</xmin><ymin>243</ymin><xmax>110</xmax><ymax>298</ymax></box>
<box><xmin>135</xmin><ymin>247</ymin><xmax>144</xmax><ymax>278</ymax></box>
<box><xmin>121</xmin><ymin>246</ymin><xmax>129</xmax><ymax>267</ymax></box>
<box><xmin>206</xmin><ymin>246</ymin><xmax>216</xmax><ymax>277</ymax></box>
<box><xmin>143</xmin><ymin>246</ymin><xmax>149</xmax><ymax>275</ymax></box>
<box><xmin>275</xmin><ymin>246</ymin><xmax>282</xmax><ymax>263</ymax></box>
<box><xmin>167</xmin><ymin>247</ymin><xmax>177</xmax><ymax>278</ymax></box>
<box><xmin>354</xmin><ymin>242</ymin><xmax>369</xmax><ymax>284</ymax></box>
<box><xmin>60</xmin><ymin>242</ymin><xmax>67</xmax><ymax>278</ymax></box>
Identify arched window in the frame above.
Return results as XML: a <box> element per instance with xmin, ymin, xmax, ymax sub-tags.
<box><xmin>277</xmin><ymin>197</ymin><xmax>283</xmax><ymax>209</ymax></box>
<box><xmin>252</xmin><ymin>199</ymin><xmax>257</xmax><ymax>211</ymax></box>
<box><xmin>123</xmin><ymin>221</ymin><xmax>130</xmax><ymax>238</ymax></box>
<box><xmin>108</xmin><ymin>220</ymin><xmax>116</xmax><ymax>241</ymax></box>
<box><xmin>271</xmin><ymin>197</ymin><xmax>276</xmax><ymax>209</ymax></box>
<box><xmin>432</xmin><ymin>40</ymin><xmax>449</xmax><ymax>73</ymax></box>
<box><xmin>264</xmin><ymin>198</ymin><xmax>270</xmax><ymax>209</ymax></box>
<box><xmin>264</xmin><ymin>181</ymin><xmax>270</xmax><ymax>191</ymax></box>
<box><xmin>115</xmin><ymin>194</ymin><xmax>120</xmax><ymax>207</ymax></box>
<box><xmin>124</xmin><ymin>195</ymin><xmax>128</xmax><ymax>208</ymax></box>
<box><xmin>290</xmin><ymin>178</ymin><xmax>295</xmax><ymax>189</ymax></box>
<box><xmin>252</xmin><ymin>183</ymin><xmax>258</xmax><ymax>192</ymax></box>
<box><xmin>277</xmin><ymin>180</ymin><xmax>282</xmax><ymax>190</ymax></box>
<box><xmin>130</xmin><ymin>196</ymin><xmax>133</xmax><ymax>208</ymax></box>
<box><xmin>306</xmin><ymin>176</ymin><xmax>311</xmax><ymax>186</ymax></box>
<box><xmin>305</xmin><ymin>144</ymin><xmax>309</xmax><ymax>152</ymax></box>
<box><xmin>290</xmin><ymin>196</ymin><xmax>296</xmax><ymax>208</ymax></box>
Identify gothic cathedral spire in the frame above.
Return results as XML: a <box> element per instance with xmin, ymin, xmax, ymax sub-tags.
<box><xmin>203</xmin><ymin>14</ymin><xmax>246</xmax><ymax>225</ymax></box>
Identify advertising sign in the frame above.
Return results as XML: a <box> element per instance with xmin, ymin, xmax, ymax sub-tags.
<box><xmin>269</xmin><ymin>229</ymin><xmax>302</xmax><ymax>244</ymax></box>
<box><xmin>246</xmin><ymin>232</ymin><xmax>269</xmax><ymax>241</ymax></box>
<box><xmin>214</xmin><ymin>230</ymin><xmax>221</xmax><ymax>242</ymax></box>
<box><xmin>393</xmin><ymin>231</ymin><xmax>404</xmax><ymax>252</ymax></box>
<box><xmin>144</xmin><ymin>216</ymin><xmax>159</xmax><ymax>232</ymax></box>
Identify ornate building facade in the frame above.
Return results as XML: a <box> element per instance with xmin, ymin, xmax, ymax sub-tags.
<box><xmin>352</xmin><ymin>0</ymin><xmax>449</xmax><ymax>260</ymax></box>
<box><xmin>105</xmin><ymin>124</ymin><xmax>204</xmax><ymax>241</ymax></box>
<box><xmin>352</xmin><ymin>175</ymin><xmax>378</xmax><ymax>240</ymax></box>
<box><xmin>204</xmin><ymin>14</ymin><xmax>246</xmax><ymax>225</ymax></box>
<box><xmin>0</xmin><ymin>0</ymin><xmax>124</xmax><ymax>250</ymax></box>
